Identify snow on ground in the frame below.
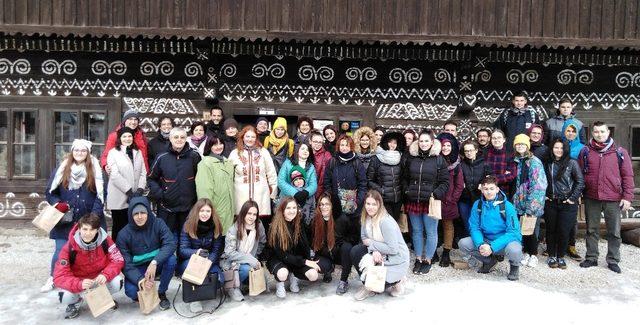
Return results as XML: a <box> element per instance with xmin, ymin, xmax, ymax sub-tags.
<box><xmin>1</xmin><ymin>228</ymin><xmax>639</xmax><ymax>325</ymax></box>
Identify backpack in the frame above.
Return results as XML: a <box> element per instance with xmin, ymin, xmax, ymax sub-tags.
<box><xmin>476</xmin><ymin>199</ymin><xmax>507</xmax><ymax>222</ymax></box>
<box><xmin>580</xmin><ymin>146</ymin><xmax>624</xmax><ymax>174</ymax></box>
<box><xmin>69</xmin><ymin>240</ymin><xmax>110</xmax><ymax>265</ymax></box>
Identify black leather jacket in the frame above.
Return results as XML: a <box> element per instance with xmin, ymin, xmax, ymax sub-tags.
<box><xmin>544</xmin><ymin>159</ymin><xmax>585</xmax><ymax>202</ymax></box>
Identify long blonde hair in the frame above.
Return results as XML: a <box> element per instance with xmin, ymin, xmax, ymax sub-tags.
<box><xmin>184</xmin><ymin>198</ymin><xmax>222</xmax><ymax>239</ymax></box>
<box><xmin>360</xmin><ymin>190</ymin><xmax>388</xmax><ymax>225</ymax></box>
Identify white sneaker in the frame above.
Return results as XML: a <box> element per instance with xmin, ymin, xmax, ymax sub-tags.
<box><xmin>40</xmin><ymin>276</ymin><xmax>55</xmax><ymax>293</ymax></box>
<box><xmin>288</xmin><ymin>274</ymin><xmax>300</xmax><ymax>293</ymax></box>
<box><xmin>521</xmin><ymin>253</ymin><xmax>530</xmax><ymax>266</ymax></box>
<box><xmin>275</xmin><ymin>282</ymin><xmax>286</xmax><ymax>298</ymax></box>
<box><xmin>189</xmin><ymin>301</ymin><xmax>203</xmax><ymax>313</ymax></box>
<box><xmin>528</xmin><ymin>255</ymin><xmax>538</xmax><ymax>268</ymax></box>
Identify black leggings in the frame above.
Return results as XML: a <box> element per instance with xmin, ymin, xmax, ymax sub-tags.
<box><xmin>316</xmin><ymin>242</ymin><xmax>355</xmax><ymax>282</ymax></box>
<box><xmin>544</xmin><ymin>201</ymin><xmax>578</xmax><ymax>258</ymax></box>
<box><xmin>111</xmin><ymin>209</ymin><xmax>128</xmax><ymax>242</ymax></box>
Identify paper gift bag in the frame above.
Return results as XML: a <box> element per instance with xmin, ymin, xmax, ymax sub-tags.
<box><xmin>182</xmin><ymin>254</ymin><xmax>212</xmax><ymax>285</ymax></box>
<box><xmin>223</xmin><ymin>269</ymin><xmax>239</xmax><ymax>290</ymax></box>
<box><xmin>428</xmin><ymin>196</ymin><xmax>442</xmax><ymax>220</ymax></box>
<box><xmin>85</xmin><ymin>284</ymin><xmax>115</xmax><ymax>318</ymax></box>
<box><xmin>137</xmin><ymin>280</ymin><xmax>160</xmax><ymax>315</ymax></box>
<box><xmin>364</xmin><ymin>264</ymin><xmax>387</xmax><ymax>293</ymax></box>
<box><xmin>520</xmin><ymin>214</ymin><xmax>537</xmax><ymax>236</ymax></box>
<box><xmin>249</xmin><ymin>267</ymin><xmax>266</xmax><ymax>296</ymax></box>
<box><xmin>397</xmin><ymin>212</ymin><xmax>409</xmax><ymax>233</ymax></box>
<box><xmin>32</xmin><ymin>205</ymin><xmax>64</xmax><ymax>233</ymax></box>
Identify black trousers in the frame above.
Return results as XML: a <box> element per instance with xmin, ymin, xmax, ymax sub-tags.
<box><xmin>156</xmin><ymin>208</ymin><xmax>189</xmax><ymax>235</ymax></box>
<box><xmin>545</xmin><ymin>200</ymin><xmax>578</xmax><ymax>258</ymax></box>
<box><xmin>111</xmin><ymin>208</ymin><xmax>128</xmax><ymax>243</ymax></box>
<box><xmin>316</xmin><ymin>242</ymin><xmax>355</xmax><ymax>282</ymax></box>
<box><xmin>384</xmin><ymin>201</ymin><xmax>403</xmax><ymax>221</ymax></box>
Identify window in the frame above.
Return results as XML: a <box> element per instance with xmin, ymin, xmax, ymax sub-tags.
<box><xmin>54</xmin><ymin>111</ymin><xmax>106</xmax><ymax>164</ymax></box>
<box><xmin>631</xmin><ymin>126</ymin><xmax>640</xmax><ymax>160</ymax></box>
<box><xmin>12</xmin><ymin>111</ymin><xmax>37</xmax><ymax>178</ymax></box>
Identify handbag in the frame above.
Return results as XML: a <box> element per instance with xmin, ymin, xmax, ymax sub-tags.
<box><xmin>32</xmin><ymin>204</ymin><xmax>65</xmax><ymax>233</ymax></box>
<box><xmin>338</xmin><ymin>188</ymin><xmax>358</xmax><ymax>214</ymax></box>
<box><xmin>182</xmin><ymin>254</ymin><xmax>213</xmax><ymax>285</ymax></box>
<box><xmin>137</xmin><ymin>280</ymin><xmax>160</xmax><ymax>315</ymax></box>
<box><xmin>364</xmin><ymin>262</ymin><xmax>386</xmax><ymax>293</ymax></box>
<box><xmin>182</xmin><ymin>272</ymin><xmax>219</xmax><ymax>303</ymax></box>
<box><xmin>249</xmin><ymin>266</ymin><xmax>266</xmax><ymax>296</ymax></box>
<box><xmin>223</xmin><ymin>269</ymin><xmax>240</xmax><ymax>290</ymax></box>
<box><xmin>428</xmin><ymin>196</ymin><xmax>442</xmax><ymax>220</ymax></box>
<box><xmin>84</xmin><ymin>284</ymin><xmax>115</xmax><ymax>318</ymax></box>
<box><xmin>520</xmin><ymin>214</ymin><xmax>537</xmax><ymax>236</ymax></box>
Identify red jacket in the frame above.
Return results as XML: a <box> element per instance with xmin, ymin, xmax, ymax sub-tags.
<box><xmin>578</xmin><ymin>142</ymin><xmax>635</xmax><ymax>202</ymax></box>
<box><xmin>441</xmin><ymin>163</ymin><xmax>465</xmax><ymax>220</ymax></box>
<box><xmin>100</xmin><ymin>125</ymin><xmax>149</xmax><ymax>173</ymax></box>
<box><xmin>53</xmin><ymin>223</ymin><xmax>124</xmax><ymax>293</ymax></box>
<box><xmin>313</xmin><ymin>147</ymin><xmax>333</xmax><ymax>199</ymax></box>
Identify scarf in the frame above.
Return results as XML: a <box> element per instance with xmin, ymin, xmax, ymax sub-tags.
<box><xmin>516</xmin><ymin>156</ymin><xmax>531</xmax><ymax>186</ymax></box>
<box><xmin>267</xmin><ymin>132</ymin><xmax>289</xmax><ymax>154</ymax></box>
<box><xmin>338</xmin><ymin>151</ymin><xmax>356</xmax><ymax>162</ymax></box>
<box><xmin>197</xmin><ymin>219</ymin><xmax>213</xmax><ymax>238</ymax></box>
<box><xmin>238</xmin><ymin>227</ymin><xmax>256</xmax><ymax>254</ymax></box>
<box><xmin>49</xmin><ymin>156</ymin><xmax>104</xmax><ymax>204</ymax></box>
<box><xmin>190</xmin><ymin>134</ymin><xmax>207</xmax><ymax>148</ymax></box>
<box><xmin>74</xmin><ymin>227</ymin><xmax>108</xmax><ymax>251</ymax></box>
<box><xmin>160</xmin><ymin>130</ymin><xmax>171</xmax><ymax>139</ymax></box>
<box><xmin>447</xmin><ymin>157</ymin><xmax>461</xmax><ymax>171</ymax></box>
<box><xmin>365</xmin><ymin>217</ymin><xmax>384</xmax><ymax>242</ymax></box>
<box><xmin>589</xmin><ymin>137</ymin><xmax>614</xmax><ymax>153</ymax></box>
<box><xmin>375</xmin><ymin>147</ymin><xmax>401</xmax><ymax>165</ymax></box>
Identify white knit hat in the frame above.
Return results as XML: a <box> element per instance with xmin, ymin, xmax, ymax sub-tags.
<box><xmin>71</xmin><ymin>139</ymin><xmax>92</xmax><ymax>153</ymax></box>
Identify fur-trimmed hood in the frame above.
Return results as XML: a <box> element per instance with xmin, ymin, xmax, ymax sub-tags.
<box><xmin>353</xmin><ymin>126</ymin><xmax>378</xmax><ymax>154</ymax></box>
<box><xmin>409</xmin><ymin>138</ymin><xmax>442</xmax><ymax>157</ymax></box>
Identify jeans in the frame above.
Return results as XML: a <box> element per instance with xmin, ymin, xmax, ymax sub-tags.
<box><xmin>59</xmin><ymin>275</ymin><xmax>123</xmax><ymax>305</ymax></box>
<box><xmin>50</xmin><ymin>239</ymin><xmax>68</xmax><ymax>276</ymax></box>
<box><xmin>409</xmin><ymin>213</ymin><xmax>439</xmax><ymax>260</ymax></box>
<box><xmin>238</xmin><ymin>263</ymin><xmax>252</xmax><ymax>283</ymax></box>
<box><xmin>176</xmin><ymin>258</ymin><xmax>223</xmax><ymax>283</ymax></box>
<box><xmin>458</xmin><ymin>237</ymin><xmax>523</xmax><ymax>266</ymax></box>
<box><xmin>544</xmin><ymin>200</ymin><xmax>578</xmax><ymax>258</ymax></box>
<box><xmin>124</xmin><ymin>255</ymin><xmax>177</xmax><ymax>299</ymax></box>
<box><xmin>584</xmin><ymin>198</ymin><xmax>622</xmax><ymax>264</ymax></box>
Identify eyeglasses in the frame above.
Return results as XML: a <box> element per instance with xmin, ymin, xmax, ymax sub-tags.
<box><xmin>311</xmin><ymin>140</ymin><xmax>324</xmax><ymax>144</ymax></box>
<box><xmin>463</xmin><ymin>149</ymin><xmax>476</xmax><ymax>153</ymax></box>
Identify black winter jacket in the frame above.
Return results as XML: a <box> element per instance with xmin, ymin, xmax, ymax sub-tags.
<box><xmin>323</xmin><ymin>153</ymin><xmax>368</xmax><ymax>217</ymax></box>
<box><xmin>367</xmin><ymin>152</ymin><xmax>403</xmax><ymax>203</ymax></box>
<box><xmin>545</xmin><ymin>159</ymin><xmax>585</xmax><ymax>202</ymax></box>
<box><xmin>460</xmin><ymin>157</ymin><xmax>493</xmax><ymax>203</ymax></box>
<box><xmin>492</xmin><ymin>107</ymin><xmax>543</xmax><ymax>150</ymax></box>
<box><xmin>148</xmin><ymin>145</ymin><xmax>201</xmax><ymax>212</ymax></box>
<box><xmin>531</xmin><ymin>143</ymin><xmax>549</xmax><ymax>163</ymax></box>
<box><xmin>147</xmin><ymin>134</ymin><xmax>170</xmax><ymax>168</ymax></box>
<box><xmin>401</xmin><ymin>141</ymin><xmax>450</xmax><ymax>202</ymax></box>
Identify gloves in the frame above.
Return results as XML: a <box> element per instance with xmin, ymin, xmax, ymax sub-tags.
<box><xmin>126</xmin><ymin>189</ymin><xmax>134</xmax><ymax>199</ymax></box>
<box><xmin>55</xmin><ymin>202</ymin><xmax>70</xmax><ymax>213</ymax></box>
<box><xmin>294</xmin><ymin>190</ymin><xmax>309</xmax><ymax>205</ymax></box>
<box><xmin>134</xmin><ymin>188</ymin><xmax>144</xmax><ymax>197</ymax></box>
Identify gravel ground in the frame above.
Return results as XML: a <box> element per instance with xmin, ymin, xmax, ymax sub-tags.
<box><xmin>1</xmin><ymin>228</ymin><xmax>639</xmax><ymax>324</ymax></box>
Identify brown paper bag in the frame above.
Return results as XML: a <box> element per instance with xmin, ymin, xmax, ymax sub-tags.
<box><xmin>249</xmin><ymin>266</ymin><xmax>266</xmax><ymax>296</ymax></box>
<box><xmin>85</xmin><ymin>284</ymin><xmax>115</xmax><ymax>318</ymax></box>
<box><xmin>364</xmin><ymin>264</ymin><xmax>386</xmax><ymax>293</ymax></box>
<box><xmin>137</xmin><ymin>280</ymin><xmax>160</xmax><ymax>315</ymax></box>
<box><xmin>428</xmin><ymin>196</ymin><xmax>442</xmax><ymax>220</ymax></box>
<box><xmin>32</xmin><ymin>205</ymin><xmax>64</xmax><ymax>233</ymax></box>
<box><xmin>182</xmin><ymin>254</ymin><xmax>212</xmax><ymax>285</ymax></box>
<box><xmin>223</xmin><ymin>269</ymin><xmax>239</xmax><ymax>290</ymax></box>
<box><xmin>520</xmin><ymin>214</ymin><xmax>537</xmax><ymax>236</ymax></box>
<box><xmin>398</xmin><ymin>212</ymin><xmax>409</xmax><ymax>233</ymax></box>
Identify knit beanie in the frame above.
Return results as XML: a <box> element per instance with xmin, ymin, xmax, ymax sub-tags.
<box><xmin>256</xmin><ymin>117</ymin><xmax>269</xmax><ymax>125</ymax></box>
<box><xmin>223</xmin><ymin>118</ymin><xmax>239</xmax><ymax>131</ymax></box>
<box><xmin>513</xmin><ymin>134</ymin><xmax>531</xmax><ymax>150</ymax></box>
<box><xmin>290</xmin><ymin>165</ymin><xmax>306</xmax><ymax>185</ymax></box>
<box><xmin>117</xmin><ymin>127</ymin><xmax>136</xmax><ymax>139</ymax></box>
<box><xmin>122</xmin><ymin>108</ymin><xmax>140</xmax><ymax>122</ymax></box>
<box><xmin>71</xmin><ymin>139</ymin><xmax>92</xmax><ymax>153</ymax></box>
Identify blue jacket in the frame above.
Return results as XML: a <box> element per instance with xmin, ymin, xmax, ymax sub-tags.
<box><xmin>148</xmin><ymin>145</ymin><xmax>201</xmax><ymax>212</ymax></box>
<box><xmin>277</xmin><ymin>159</ymin><xmax>318</xmax><ymax>197</ymax></box>
<box><xmin>178</xmin><ymin>226</ymin><xmax>224</xmax><ymax>266</ymax></box>
<box><xmin>115</xmin><ymin>197</ymin><xmax>177</xmax><ymax>283</ymax></box>
<box><xmin>45</xmin><ymin>169</ymin><xmax>105</xmax><ymax>240</ymax></box>
<box><xmin>469</xmin><ymin>192</ymin><xmax>522</xmax><ymax>253</ymax></box>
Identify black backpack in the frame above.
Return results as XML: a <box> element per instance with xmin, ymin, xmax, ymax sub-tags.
<box><xmin>476</xmin><ymin>199</ymin><xmax>507</xmax><ymax>222</ymax></box>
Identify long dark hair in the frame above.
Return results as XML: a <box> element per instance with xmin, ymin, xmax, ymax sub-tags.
<box><xmin>546</xmin><ymin>138</ymin><xmax>571</xmax><ymax>177</ymax></box>
<box><xmin>235</xmin><ymin>200</ymin><xmax>261</xmax><ymax>242</ymax></box>
<box><xmin>202</xmin><ymin>133</ymin><xmax>223</xmax><ymax>156</ymax></box>
<box><xmin>312</xmin><ymin>193</ymin><xmax>335</xmax><ymax>252</ymax></box>
<box><xmin>291</xmin><ymin>142</ymin><xmax>315</xmax><ymax>166</ymax></box>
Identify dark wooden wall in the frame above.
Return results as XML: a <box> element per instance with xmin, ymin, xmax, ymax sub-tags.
<box><xmin>1</xmin><ymin>0</ymin><xmax>639</xmax><ymax>48</ymax></box>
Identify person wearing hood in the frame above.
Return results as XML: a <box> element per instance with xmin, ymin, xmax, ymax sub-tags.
<box><xmin>512</xmin><ymin>134</ymin><xmax>548</xmax><ymax>268</ymax></box>
<box><xmin>116</xmin><ymin>197</ymin><xmax>177</xmax><ymax>311</ymax></box>
<box><xmin>492</xmin><ymin>92</ymin><xmax>544</xmax><ymax>151</ymax></box>
<box><xmin>310</xmin><ymin>130</ymin><xmax>333</xmax><ymax>200</ymax></box>
<box><xmin>367</xmin><ymin>131</ymin><xmax>405</xmax><ymax>222</ymax></box>
<box><xmin>436</xmin><ymin>133</ymin><xmax>465</xmax><ymax>267</ymax></box>
<box><xmin>293</xmin><ymin>116</ymin><xmax>313</xmax><ymax>145</ymax></box>
<box><xmin>264</xmin><ymin>117</ymin><xmax>295</xmax><ymax>173</ymax></box>
<box><xmin>177</xmin><ymin>198</ymin><xmax>225</xmax><ymax>313</ymax></box>
<box><xmin>323</xmin><ymin>125</ymin><xmax>338</xmax><ymax>153</ymax></box>
<box><xmin>458</xmin><ymin>176</ymin><xmax>522</xmax><ymax>281</ymax></box>
<box><xmin>220</xmin><ymin>118</ymin><xmax>239</xmax><ymax>158</ymax></box>
<box><xmin>106</xmin><ymin>127</ymin><xmax>147</xmax><ymax>242</ymax></box>
<box><xmin>485</xmin><ymin>130</ymin><xmax>517</xmax><ymax>195</ymax></box>
<box><xmin>401</xmin><ymin>129</ymin><xmax>449</xmax><ymax>275</ymax></box>
<box><xmin>147</xmin><ymin>116</ymin><xmax>174</xmax><ymax>167</ymax></box>
<box><xmin>205</xmin><ymin>101</ymin><xmax>225</xmax><ymax>137</ymax></box>
<box><xmin>545</xmin><ymin>98</ymin><xmax>587</xmax><ymax>146</ymax></box>
<box><xmin>100</xmin><ymin>108</ymin><xmax>149</xmax><ymax>173</ymax></box>
<box><xmin>148</xmin><ymin>127</ymin><xmax>201</xmax><ymax>237</ymax></box>
<box><xmin>528</xmin><ymin>124</ymin><xmax>549</xmax><ymax>163</ymax></box>
<box><xmin>277</xmin><ymin>143</ymin><xmax>318</xmax><ymax>227</ymax></box>
<box><xmin>459</xmin><ymin>140</ymin><xmax>492</xmax><ymax>238</ymax></box>
<box><xmin>562</xmin><ymin>122</ymin><xmax>584</xmax><ymax>160</ymax></box>
<box><xmin>256</xmin><ymin>117</ymin><xmax>271</xmax><ymax>144</ymax></box>
<box><xmin>195</xmin><ymin>134</ymin><xmax>235</xmax><ymax>235</ymax></box>
<box><xmin>186</xmin><ymin>121</ymin><xmax>209</xmax><ymax>157</ymax></box>
<box><xmin>43</xmin><ymin>139</ymin><xmax>105</xmax><ymax>293</ymax></box>
<box><xmin>353</xmin><ymin>126</ymin><xmax>378</xmax><ymax>171</ymax></box>
<box><xmin>54</xmin><ymin>214</ymin><xmax>125</xmax><ymax>319</ymax></box>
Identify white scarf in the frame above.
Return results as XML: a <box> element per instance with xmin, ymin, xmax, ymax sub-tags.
<box><xmin>365</xmin><ymin>217</ymin><xmax>384</xmax><ymax>242</ymax></box>
<box><xmin>375</xmin><ymin>147</ymin><xmax>401</xmax><ymax>165</ymax></box>
<box><xmin>238</xmin><ymin>228</ymin><xmax>256</xmax><ymax>254</ymax></box>
<box><xmin>49</xmin><ymin>156</ymin><xmax>104</xmax><ymax>204</ymax></box>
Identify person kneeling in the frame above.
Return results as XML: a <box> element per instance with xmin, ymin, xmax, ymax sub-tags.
<box><xmin>116</xmin><ymin>197</ymin><xmax>177</xmax><ymax>310</ymax></box>
<box><xmin>267</xmin><ymin>197</ymin><xmax>319</xmax><ymax>299</ymax></box>
<box><xmin>53</xmin><ymin>213</ymin><xmax>124</xmax><ymax>319</ymax></box>
<box><xmin>458</xmin><ymin>176</ymin><xmax>522</xmax><ymax>281</ymax></box>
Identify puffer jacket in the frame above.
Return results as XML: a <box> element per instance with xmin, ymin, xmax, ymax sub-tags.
<box><xmin>148</xmin><ymin>145</ymin><xmax>201</xmax><ymax>212</ymax></box>
<box><xmin>401</xmin><ymin>140</ymin><xmax>449</xmax><ymax>202</ymax></box>
<box><xmin>178</xmin><ymin>224</ymin><xmax>224</xmax><ymax>265</ymax></box>
<box><xmin>512</xmin><ymin>155</ymin><xmax>548</xmax><ymax>217</ymax></box>
<box><xmin>545</xmin><ymin>159</ymin><xmax>585</xmax><ymax>202</ymax></box>
<box><xmin>367</xmin><ymin>147</ymin><xmax>403</xmax><ymax>203</ymax></box>
<box><xmin>313</xmin><ymin>146</ymin><xmax>333</xmax><ymax>199</ymax></box>
<box><xmin>460</xmin><ymin>157</ymin><xmax>492</xmax><ymax>203</ymax></box>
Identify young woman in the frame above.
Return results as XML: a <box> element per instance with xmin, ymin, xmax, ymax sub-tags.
<box><xmin>43</xmin><ymin>139</ymin><xmax>105</xmax><ymax>293</ymax></box>
<box><xmin>512</xmin><ymin>134</ymin><xmax>548</xmax><ymax>268</ymax></box>
<box><xmin>436</xmin><ymin>133</ymin><xmax>464</xmax><ymax>267</ymax></box>
<box><xmin>350</xmin><ymin>190</ymin><xmax>410</xmax><ymax>301</ymax></box>
<box><xmin>544</xmin><ymin>139</ymin><xmax>584</xmax><ymax>269</ymax></box>
<box><xmin>294</xmin><ymin>116</ymin><xmax>313</xmax><ymax>145</ymax></box>
<box><xmin>562</xmin><ymin>122</ymin><xmax>585</xmax><ymax>160</ymax></box>
<box><xmin>187</xmin><ymin>121</ymin><xmax>208</xmax><ymax>157</ymax></box>
<box><xmin>367</xmin><ymin>131</ymin><xmax>406</xmax><ymax>221</ymax></box>
<box><xmin>323</xmin><ymin>125</ymin><xmax>338</xmax><ymax>153</ymax></box>
<box><xmin>353</xmin><ymin>126</ymin><xmax>378</xmax><ymax>170</ymax></box>
<box><xmin>264</xmin><ymin>117</ymin><xmax>295</xmax><ymax>173</ymax></box>
<box><xmin>147</xmin><ymin>116</ymin><xmax>174</xmax><ymax>167</ymax></box>
<box><xmin>100</xmin><ymin>109</ymin><xmax>149</xmax><ymax>173</ymax></box>
<box><xmin>178</xmin><ymin>198</ymin><xmax>224</xmax><ymax>312</ymax></box>
<box><xmin>310</xmin><ymin>130</ymin><xmax>333</xmax><ymax>200</ymax></box>
<box><xmin>256</xmin><ymin>117</ymin><xmax>271</xmax><ymax>144</ymax></box>
<box><xmin>277</xmin><ymin>143</ymin><xmax>318</xmax><ymax>226</ymax></box>
<box><xmin>459</xmin><ymin>140</ymin><xmax>492</xmax><ymax>236</ymax></box>
<box><xmin>267</xmin><ymin>197</ymin><xmax>319</xmax><ymax>299</ymax></box>
<box><xmin>402</xmin><ymin>129</ymin><xmax>417</xmax><ymax>150</ymax></box>
<box><xmin>222</xmin><ymin>200</ymin><xmax>267</xmax><ymax>301</ymax></box>
<box><xmin>401</xmin><ymin>130</ymin><xmax>449</xmax><ymax>275</ymax></box>
<box><xmin>106</xmin><ymin>127</ymin><xmax>147</xmax><ymax>242</ymax></box>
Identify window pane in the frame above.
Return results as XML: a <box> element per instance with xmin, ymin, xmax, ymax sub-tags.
<box><xmin>13</xmin><ymin>144</ymin><xmax>35</xmax><ymax>177</ymax></box>
<box><xmin>84</xmin><ymin>112</ymin><xmax>106</xmax><ymax>144</ymax></box>
<box><xmin>55</xmin><ymin>112</ymin><xmax>79</xmax><ymax>144</ymax></box>
<box><xmin>0</xmin><ymin>111</ymin><xmax>7</xmax><ymax>141</ymax></box>
<box><xmin>91</xmin><ymin>145</ymin><xmax>105</xmax><ymax>159</ymax></box>
<box><xmin>55</xmin><ymin>145</ymin><xmax>71</xmax><ymax>164</ymax></box>
<box><xmin>13</xmin><ymin>111</ymin><xmax>36</xmax><ymax>143</ymax></box>
<box><xmin>632</xmin><ymin>127</ymin><xmax>640</xmax><ymax>159</ymax></box>
<box><xmin>0</xmin><ymin>145</ymin><xmax>6</xmax><ymax>178</ymax></box>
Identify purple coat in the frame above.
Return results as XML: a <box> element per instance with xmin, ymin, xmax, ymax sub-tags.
<box><xmin>578</xmin><ymin>141</ymin><xmax>634</xmax><ymax>202</ymax></box>
<box><xmin>441</xmin><ymin>163</ymin><xmax>464</xmax><ymax>220</ymax></box>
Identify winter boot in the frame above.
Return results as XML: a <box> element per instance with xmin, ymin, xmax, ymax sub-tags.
<box><xmin>288</xmin><ymin>274</ymin><xmax>300</xmax><ymax>293</ymax></box>
<box><xmin>323</xmin><ymin>272</ymin><xmax>333</xmax><ymax>283</ymax></box>
<box><xmin>507</xmin><ymin>265</ymin><xmax>520</xmax><ymax>281</ymax></box>
<box><xmin>419</xmin><ymin>260</ymin><xmax>432</xmax><ymax>274</ymax></box>
<box><xmin>64</xmin><ymin>303</ymin><xmax>80</xmax><ymax>319</ymax></box>
<box><xmin>412</xmin><ymin>260</ymin><xmax>423</xmax><ymax>274</ymax></box>
<box><xmin>567</xmin><ymin>246</ymin><xmax>583</xmax><ymax>261</ymax></box>
<box><xmin>477</xmin><ymin>255</ymin><xmax>498</xmax><ymax>274</ymax></box>
<box><xmin>275</xmin><ymin>282</ymin><xmax>286</xmax><ymax>298</ymax></box>
<box><xmin>439</xmin><ymin>249</ymin><xmax>451</xmax><ymax>267</ymax></box>
<box><xmin>226</xmin><ymin>287</ymin><xmax>245</xmax><ymax>302</ymax></box>
<box><xmin>432</xmin><ymin>251</ymin><xmax>440</xmax><ymax>263</ymax></box>
<box><xmin>336</xmin><ymin>281</ymin><xmax>349</xmax><ymax>295</ymax></box>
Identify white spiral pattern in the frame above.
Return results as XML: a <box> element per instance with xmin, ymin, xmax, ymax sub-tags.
<box><xmin>220</xmin><ymin>63</ymin><xmax>237</xmax><ymax>78</ymax></box>
<box><xmin>184</xmin><ymin>62</ymin><xmax>203</xmax><ymax>77</ymax></box>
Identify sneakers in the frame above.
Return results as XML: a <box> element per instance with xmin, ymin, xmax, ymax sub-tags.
<box><xmin>567</xmin><ymin>246</ymin><xmax>583</xmax><ymax>261</ymax></box>
<box><xmin>158</xmin><ymin>293</ymin><xmax>170</xmax><ymax>310</ymax></box>
<box><xmin>418</xmin><ymin>261</ymin><xmax>432</xmax><ymax>274</ymax></box>
<box><xmin>439</xmin><ymin>249</ymin><xmax>451</xmax><ymax>267</ymax></box>
<box><xmin>412</xmin><ymin>260</ymin><xmax>423</xmax><ymax>274</ymax></box>
<box><xmin>354</xmin><ymin>287</ymin><xmax>376</xmax><ymax>301</ymax></box>
<box><xmin>388</xmin><ymin>278</ymin><xmax>406</xmax><ymax>297</ymax></box>
<box><xmin>189</xmin><ymin>301</ymin><xmax>203</xmax><ymax>313</ymax></box>
<box><xmin>579</xmin><ymin>260</ymin><xmax>598</xmax><ymax>268</ymax></box>
<box><xmin>323</xmin><ymin>272</ymin><xmax>333</xmax><ymax>283</ymax></box>
<box><xmin>547</xmin><ymin>257</ymin><xmax>558</xmax><ymax>268</ymax></box>
<box><xmin>477</xmin><ymin>255</ymin><xmax>498</xmax><ymax>274</ymax></box>
<box><xmin>557</xmin><ymin>258</ymin><xmax>567</xmax><ymax>270</ymax></box>
<box><xmin>226</xmin><ymin>287</ymin><xmax>245</xmax><ymax>302</ymax></box>
<box><xmin>507</xmin><ymin>265</ymin><xmax>520</xmax><ymax>281</ymax></box>
<box><xmin>521</xmin><ymin>253</ymin><xmax>530</xmax><ymax>266</ymax></box>
<box><xmin>336</xmin><ymin>281</ymin><xmax>349</xmax><ymax>295</ymax></box>
<box><xmin>288</xmin><ymin>274</ymin><xmax>300</xmax><ymax>293</ymax></box>
<box><xmin>275</xmin><ymin>282</ymin><xmax>286</xmax><ymax>298</ymax></box>
<box><xmin>41</xmin><ymin>276</ymin><xmax>55</xmax><ymax>293</ymax></box>
<box><xmin>608</xmin><ymin>263</ymin><xmax>622</xmax><ymax>274</ymax></box>
<box><xmin>64</xmin><ymin>303</ymin><xmax>80</xmax><ymax>319</ymax></box>
<box><xmin>528</xmin><ymin>255</ymin><xmax>538</xmax><ymax>268</ymax></box>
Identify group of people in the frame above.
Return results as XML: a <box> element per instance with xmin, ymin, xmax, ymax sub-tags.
<box><xmin>41</xmin><ymin>93</ymin><xmax>634</xmax><ymax>319</ymax></box>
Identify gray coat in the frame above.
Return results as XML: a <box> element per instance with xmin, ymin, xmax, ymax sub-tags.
<box><xmin>220</xmin><ymin>221</ymin><xmax>266</xmax><ymax>271</ymax></box>
<box><xmin>361</xmin><ymin>214</ymin><xmax>410</xmax><ymax>283</ymax></box>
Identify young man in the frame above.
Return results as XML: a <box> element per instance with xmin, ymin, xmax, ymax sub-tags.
<box><xmin>493</xmin><ymin>92</ymin><xmax>543</xmax><ymax>151</ymax></box>
<box><xmin>116</xmin><ymin>197</ymin><xmax>177</xmax><ymax>310</ymax></box>
<box><xmin>458</xmin><ymin>176</ymin><xmax>522</xmax><ymax>281</ymax></box>
<box><xmin>476</xmin><ymin>128</ymin><xmax>492</xmax><ymax>158</ymax></box>
<box><xmin>545</xmin><ymin>98</ymin><xmax>586</xmax><ymax>146</ymax></box>
<box><xmin>54</xmin><ymin>213</ymin><xmax>124</xmax><ymax>319</ymax></box>
<box><xmin>485</xmin><ymin>130</ymin><xmax>516</xmax><ymax>195</ymax></box>
<box><xmin>528</xmin><ymin>124</ymin><xmax>549</xmax><ymax>162</ymax></box>
<box><xmin>205</xmin><ymin>101</ymin><xmax>225</xmax><ymax>137</ymax></box>
<box><xmin>578</xmin><ymin>121</ymin><xmax>634</xmax><ymax>273</ymax></box>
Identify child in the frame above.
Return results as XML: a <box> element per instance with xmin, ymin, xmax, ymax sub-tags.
<box><xmin>289</xmin><ymin>166</ymin><xmax>316</xmax><ymax>227</ymax></box>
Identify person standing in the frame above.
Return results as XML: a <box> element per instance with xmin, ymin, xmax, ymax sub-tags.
<box><xmin>263</xmin><ymin>117</ymin><xmax>295</xmax><ymax>173</ymax></box>
<box><xmin>436</xmin><ymin>133</ymin><xmax>464</xmax><ymax>267</ymax></box>
<box><xmin>459</xmin><ymin>140</ymin><xmax>492</xmax><ymax>237</ymax></box>
<box><xmin>277</xmin><ymin>143</ymin><xmax>318</xmax><ymax>227</ymax></box>
<box><xmin>294</xmin><ymin>116</ymin><xmax>314</xmax><ymax>145</ymax></box>
<box><xmin>367</xmin><ymin>131</ymin><xmax>405</xmax><ymax>221</ymax></box>
<box><xmin>186</xmin><ymin>121</ymin><xmax>209</xmax><ymax>157</ymax></box>
<box><xmin>205</xmin><ymin>101</ymin><xmax>225</xmax><ymax>137</ymax></box>
<box><xmin>485</xmin><ymin>130</ymin><xmax>516</xmax><ymax>196</ymax></box>
<box><xmin>323</xmin><ymin>125</ymin><xmax>338</xmax><ymax>153</ymax></box>
<box><xmin>100</xmin><ymin>109</ymin><xmax>149</xmax><ymax>173</ymax></box>
<box><xmin>256</xmin><ymin>117</ymin><xmax>271</xmax><ymax>144</ymax></box>
<box><xmin>147</xmin><ymin>116</ymin><xmax>174</xmax><ymax>168</ymax></box>
<box><xmin>476</xmin><ymin>128</ymin><xmax>492</xmax><ymax>158</ymax></box>
<box><xmin>493</xmin><ymin>92</ymin><xmax>544</xmax><ymax>150</ymax></box>
<box><xmin>545</xmin><ymin>98</ymin><xmax>587</xmax><ymax>146</ymax></box>
<box><xmin>310</xmin><ymin>130</ymin><xmax>333</xmax><ymax>200</ymax></box>
<box><xmin>353</xmin><ymin>126</ymin><xmax>377</xmax><ymax>171</ymax></box>
<box><xmin>220</xmin><ymin>118</ymin><xmax>239</xmax><ymax>158</ymax></box>
<box><xmin>528</xmin><ymin>124</ymin><xmax>549</xmax><ymax>163</ymax></box>
<box><xmin>373</xmin><ymin>126</ymin><xmax>386</xmax><ymax>147</ymax></box>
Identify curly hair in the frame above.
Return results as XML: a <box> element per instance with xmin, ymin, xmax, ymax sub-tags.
<box><xmin>353</xmin><ymin>126</ymin><xmax>377</xmax><ymax>154</ymax></box>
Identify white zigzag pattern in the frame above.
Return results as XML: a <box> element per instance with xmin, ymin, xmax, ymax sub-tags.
<box><xmin>0</xmin><ymin>78</ymin><xmax>204</xmax><ymax>93</ymax></box>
